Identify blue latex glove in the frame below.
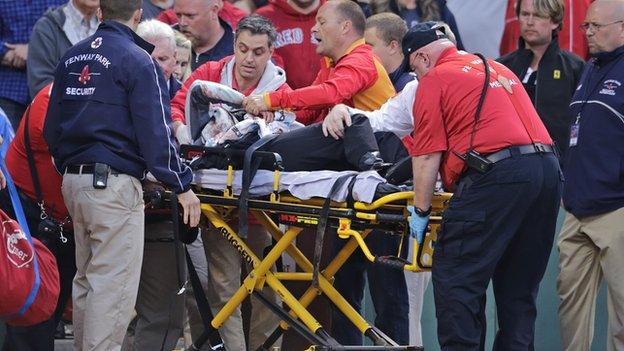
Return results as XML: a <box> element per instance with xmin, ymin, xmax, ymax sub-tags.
<box><xmin>407</xmin><ymin>205</ymin><xmax>430</xmax><ymax>244</ymax></box>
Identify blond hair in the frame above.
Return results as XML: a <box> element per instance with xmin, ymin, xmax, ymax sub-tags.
<box><xmin>516</xmin><ymin>0</ymin><xmax>565</xmax><ymax>28</ymax></box>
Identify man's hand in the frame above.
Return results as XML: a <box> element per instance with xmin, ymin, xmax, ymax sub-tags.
<box><xmin>243</xmin><ymin>95</ymin><xmax>269</xmax><ymax>115</ymax></box>
<box><xmin>174</xmin><ymin>122</ymin><xmax>192</xmax><ymax>145</ymax></box>
<box><xmin>258</xmin><ymin>111</ymin><xmax>275</xmax><ymax>123</ymax></box>
<box><xmin>323</xmin><ymin>104</ymin><xmax>352</xmax><ymax>140</ymax></box>
<box><xmin>178</xmin><ymin>189</ymin><xmax>201</xmax><ymax>227</ymax></box>
<box><xmin>1</xmin><ymin>49</ymin><xmax>15</xmax><ymax>67</ymax></box>
<box><xmin>5</xmin><ymin>44</ymin><xmax>27</xmax><ymax>69</ymax></box>
<box><xmin>0</xmin><ymin>170</ymin><xmax>6</xmax><ymax>190</ymax></box>
<box><xmin>406</xmin><ymin>206</ymin><xmax>429</xmax><ymax>244</ymax></box>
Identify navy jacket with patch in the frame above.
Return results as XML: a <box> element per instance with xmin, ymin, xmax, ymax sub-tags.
<box><xmin>563</xmin><ymin>46</ymin><xmax>624</xmax><ymax>218</ymax></box>
<box><xmin>43</xmin><ymin>21</ymin><xmax>192</xmax><ymax>193</ymax></box>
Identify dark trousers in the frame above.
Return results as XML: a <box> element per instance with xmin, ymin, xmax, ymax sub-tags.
<box><xmin>266</xmin><ymin>115</ymin><xmax>379</xmax><ymax>171</ymax></box>
<box><xmin>330</xmin><ymin>132</ymin><xmax>410</xmax><ymax>345</ymax></box>
<box><xmin>0</xmin><ymin>188</ymin><xmax>76</xmax><ymax>351</ymax></box>
<box><xmin>432</xmin><ymin>152</ymin><xmax>562</xmax><ymax>351</ymax></box>
<box><xmin>0</xmin><ymin>97</ymin><xmax>26</xmax><ymax>131</ymax></box>
<box><xmin>331</xmin><ymin>232</ymin><xmax>410</xmax><ymax>345</ymax></box>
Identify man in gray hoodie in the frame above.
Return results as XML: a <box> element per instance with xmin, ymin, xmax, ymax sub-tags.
<box><xmin>27</xmin><ymin>0</ymin><xmax>99</xmax><ymax>99</ymax></box>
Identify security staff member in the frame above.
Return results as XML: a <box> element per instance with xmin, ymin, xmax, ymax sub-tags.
<box><xmin>43</xmin><ymin>1</ymin><xmax>201</xmax><ymax>350</ymax></box>
<box><xmin>403</xmin><ymin>23</ymin><xmax>562</xmax><ymax>350</ymax></box>
<box><xmin>557</xmin><ymin>1</ymin><xmax>624</xmax><ymax>349</ymax></box>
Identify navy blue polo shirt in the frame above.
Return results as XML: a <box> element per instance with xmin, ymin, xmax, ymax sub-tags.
<box><xmin>191</xmin><ymin>19</ymin><xmax>234</xmax><ymax>71</ymax></box>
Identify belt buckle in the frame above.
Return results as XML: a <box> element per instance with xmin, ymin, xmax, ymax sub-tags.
<box><xmin>533</xmin><ymin>143</ymin><xmax>546</xmax><ymax>153</ymax></box>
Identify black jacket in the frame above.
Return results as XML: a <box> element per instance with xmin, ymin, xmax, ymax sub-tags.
<box><xmin>497</xmin><ymin>38</ymin><xmax>585</xmax><ymax>159</ymax></box>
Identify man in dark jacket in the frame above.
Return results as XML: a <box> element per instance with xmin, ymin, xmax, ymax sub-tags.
<box><xmin>497</xmin><ymin>0</ymin><xmax>584</xmax><ymax>160</ymax></box>
<box><xmin>558</xmin><ymin>1</ymin><xmax>624</xmax><ymax>349</ymax></box>
<box><xmin>121</xmin><ymin>19</ymin><xmax>185</xmax><ymax>351</ymax></box>
<box><xmin>43</xmin><ymin>1</ymin><xmax>201</xmax><ymax>349</ymax></box>
<box><xmin>27</xmin><ymin>0</ymin><xmax>100</xmax><ymax>99</ymax></box>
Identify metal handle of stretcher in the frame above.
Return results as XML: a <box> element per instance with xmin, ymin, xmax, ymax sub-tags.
<box><xmin>336</xmin><ymin>215</ymin><xmax>441</xmax><ymax>273</ymax></box>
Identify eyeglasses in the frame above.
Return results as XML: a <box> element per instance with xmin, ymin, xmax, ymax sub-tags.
<box><xmin>580</xmin><ymin>20</ymin><xmax>624</xmax><ymax>32</ymax></box>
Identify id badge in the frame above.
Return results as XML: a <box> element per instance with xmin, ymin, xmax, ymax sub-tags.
<box><xmin>569</xmin><ymin>121</ymin><xmax>579</xmax><ymax>147</ymax></box>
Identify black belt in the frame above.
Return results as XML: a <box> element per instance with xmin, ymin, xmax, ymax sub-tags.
<box><xmin>65</xmin><ymin>164</ymin><xmax>120</xmax><ymax>175</ymax></box>
<box><xmin>485</xmin><ymin>143</ymin><xmax>554</xmax><ymax>163</ymax></box>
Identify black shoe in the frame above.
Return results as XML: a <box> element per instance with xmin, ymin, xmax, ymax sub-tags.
<box><xmin>358</xmin><ymin>151</ymin><xmax>387</xmax><ymax>171</ymax></box>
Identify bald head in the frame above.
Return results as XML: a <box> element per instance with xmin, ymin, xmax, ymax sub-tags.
<box><xmin>311</xmin><ymin>0</ymin><xmax>366</xmax><ymax>61</ymax></box>
<box><xmin>585</xmin><ymin>0</ymin><xmax>624</xmax><ymax>55</ymax></box>
<box><xmin>408</xmin><ymin>38</ymin><xmax>454</xmax><ymax>79</ymax></box>
<box><xmin>592</xmin><ymin>0</ymin><xmax>624</xmax><ymax>18</ymax></box>
<box><xmin>332</xmin><ymin>0</ymin><xmax>366</xmax><ymax>36</ymax></box>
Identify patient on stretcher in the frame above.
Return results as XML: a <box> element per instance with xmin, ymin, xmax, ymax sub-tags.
<box><xmin>184</xmin><ymin>81</ymin><xmax>388</xmax><ymax>174</ymax></box>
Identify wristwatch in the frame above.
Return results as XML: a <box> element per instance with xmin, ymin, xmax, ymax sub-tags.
<box><xmin>413</xmin><ymin>206</ymin><xmax>432</xmax><ymax>217</ymax></box>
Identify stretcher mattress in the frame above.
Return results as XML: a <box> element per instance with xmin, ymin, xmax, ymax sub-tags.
<box><xmin>193</xmin><ymin>169</ymin><xmax>387</xmax><ymax>203</ymax></box>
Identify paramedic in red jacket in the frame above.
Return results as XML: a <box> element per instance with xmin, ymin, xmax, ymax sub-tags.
<box><xmin>255</xmin><ymin>0</ymin><xmax>325</xmax><ymax>89</ymax></box>
<box><xmin>243</xmin><ymin>0</ymin><xmax>395</xmax><ymax>124</ymax></box>
<box><xmin>170</xmin><ymin>15</ymin><xmax>286</xmax><ymax>350</ymax></box>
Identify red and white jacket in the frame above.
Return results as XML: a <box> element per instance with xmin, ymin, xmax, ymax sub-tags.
<box><xmin>255</xmin><ymin>0</ymin><xmax>325</xmax><ymax>89</ymax></box>
<box><xmin>171</xmin><ymin>56</ymin><xmax>290</xmax><ymax>124</ymax></box>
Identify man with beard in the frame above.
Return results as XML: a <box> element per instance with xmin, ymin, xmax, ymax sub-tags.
<box><xmin>173</xmin><ymin>0</ymin><xmax>235</xmax><ymax>70</ymax></box>
<box><xmin>498</xmin><ymin>0</ymin><xmax>584</xmax><ymax>160</ymax></box>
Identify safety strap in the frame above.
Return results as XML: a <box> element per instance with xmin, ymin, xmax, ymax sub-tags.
<box><xmin>312</xmin><ymin>173</ymin><xmax>357</xmax><ymax>289</ymax></box>
<box><xmin>467</xmin><ymin>53</ymin><xmax>491</xmax><ymax>152</ymax></box>
<box><xmin>170</xmin><ymin>193</ymin><xmax>224</xmax><ymax>350</ymax></box>
<box><xmin>184</xmin><ymin>248</ymin><xmax>225</xmax><ymax>350</ymax></box>
<box><xmin>0</xmin><ymin>159</ymin><xmax>41</xmax><ymax>320</ymax></box>
<box><xmin>23</xmin><ymin>106</ymin><xmax>43</xmax><ymax>205</ymax></box>
<box><xmin>238</xmin><ymin>134</ymin><xmax>279</xmax><ymax>239</ymax></box>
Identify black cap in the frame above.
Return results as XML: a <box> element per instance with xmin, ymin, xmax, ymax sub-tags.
<box><xmin>402</xmin><ymin>21</ymin><xmax>449</xmax><ymax>57</ymax></box>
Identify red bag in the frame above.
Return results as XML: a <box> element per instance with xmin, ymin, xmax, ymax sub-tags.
<box><xmin>0</xmin><ymin>208</ymin><xmax>60</xmax><ymax>326</ymax></box>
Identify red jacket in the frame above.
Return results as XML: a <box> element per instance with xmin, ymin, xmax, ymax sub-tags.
<box><xmin>410</xmin><ymin>48</ymin><xmax>552</xmax><ymax>189</ymax></box>
<box><xmin>255</xmin><ymin>0</ymin><xmax>324</xmax><ymax>89</ymax></box>
<box><xmin>171</xmin><ymin>56</ymin><xmax>290</xmax><ymax>123</ymax></box>
<box><xmin>499</xmin><ymin>0</ymin><xmax>590</xmax><ymax>59</ymax></box>
<box><xmin>6</xmin><ymin>84</ymin><xmax>69</xmax><ymax>222</ymax></box>
<box><xmin>156</xmin><ymin>2</ymin><xmax>247</xmax><ymax>28</ymax></box>
<box><xmin>265</xmin><ymin>39</ymin><xmax>395</xmax><ymax>125</ymax></box>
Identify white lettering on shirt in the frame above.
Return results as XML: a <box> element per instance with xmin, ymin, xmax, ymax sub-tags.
<box><xmin>64</xmin><ymin>53</ymin><xmax>111</xmax><ymax>68</ymax></box>
<box><xmin>275</xmin><ymin>28</ymin><xmax>305</xmax><ymax>48</ymax></box>
<box><xmin>65</xmin><ymin>87</ymin><xmax>96</xmax><ymax>96</ymax></box>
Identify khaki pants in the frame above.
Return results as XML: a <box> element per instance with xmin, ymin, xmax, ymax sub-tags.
<box><xmin>202</xmin><ymin>223</ymin><xmax>282</xmax><ymax>350</ymax></box>
<box><xmin>62</xmin><ymin>173</ymin><xmax>144</xmax><ymax>351</ymax></box>
<box><xmin>557</xmin><ymin>207</ymin><xmax>624</xmax><ymax>351</ymax></box>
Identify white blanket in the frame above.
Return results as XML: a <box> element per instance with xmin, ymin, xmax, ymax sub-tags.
<box><xmin>193</xmin><ymin>169</ymin><xmax>387</xmax><ymax>203</ymax></box>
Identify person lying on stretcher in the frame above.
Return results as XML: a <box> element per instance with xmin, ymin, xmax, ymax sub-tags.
<box><xmin>182</xmin><ymin>79</ymin><xmax>389</xmax><ymax>173</ymax></box>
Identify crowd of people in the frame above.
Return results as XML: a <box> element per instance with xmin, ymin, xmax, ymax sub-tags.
<box><xmin>0</xmin><ymin>0</ymin><xmax>623</xmax><ymax>351</ymax></box>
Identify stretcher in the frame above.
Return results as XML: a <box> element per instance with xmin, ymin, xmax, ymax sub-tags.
<box><xmin>176</xmin><ymin>145</ymin><xmax>451</xmax><ymax>351</ymax></box>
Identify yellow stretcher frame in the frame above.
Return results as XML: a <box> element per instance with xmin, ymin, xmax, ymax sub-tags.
<box><xmin>179</xmin><ymin>145</ymin><xmax>451</xmax><ymax>350</ymax></box>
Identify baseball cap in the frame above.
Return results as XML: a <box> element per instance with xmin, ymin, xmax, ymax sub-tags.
<box><xmin>402</xmin><ymin>21</ymin><xmax>449</xmax><ymax>57</ymax></box>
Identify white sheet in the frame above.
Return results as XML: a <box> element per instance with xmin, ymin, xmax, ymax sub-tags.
<box><xmin>193</xmin><ymin>169</ymin><xmax>387</xmax><ymax>203</ymax></box>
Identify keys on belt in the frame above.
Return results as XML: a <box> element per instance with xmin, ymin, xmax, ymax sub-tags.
<box><xmin>485</xmin><ymin>143</ymin><xmax>554</xmax><ymax>163</ymax></box>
